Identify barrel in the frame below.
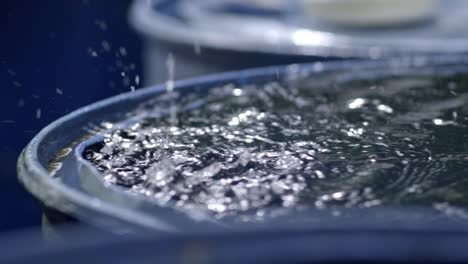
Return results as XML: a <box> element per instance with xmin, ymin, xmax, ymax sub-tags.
<box><xmin>129</xmin><ymin>0</ymin><xmax>468</xmax><ymax>85</ymax></box>
<box><xmin>17</xmin><ymin>56</ymin><xmax>468</xmax><ymax>237</ymax></box>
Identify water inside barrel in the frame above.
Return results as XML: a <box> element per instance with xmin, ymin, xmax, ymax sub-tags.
<box><xmin>84</xmin><ymin>72</ymin><xmax>468</xmax><ymax>220</ymax></box>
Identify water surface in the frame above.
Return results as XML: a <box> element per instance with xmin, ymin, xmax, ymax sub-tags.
<box><xmin>84</xmin><ymin>72</ymin><xmax>468</xmax><ymax>219</ymax></box>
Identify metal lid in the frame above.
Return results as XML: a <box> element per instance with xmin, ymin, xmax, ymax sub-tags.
<box><xmin>130</xmin><ymin>0</ymin><xmax>468</xmax><ymax>58</ymax></box>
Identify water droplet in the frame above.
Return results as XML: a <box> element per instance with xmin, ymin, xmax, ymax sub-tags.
<box><xmin>377</xmin><ymin>104</ymin><xmax>393</xmax><ymax>114</ymax></box>
<box><xmin>332</xmin><ymin>192</ymin><xmax>345</xmax><ymax>200</ymax></box>
<box><xmin>135</xmin><ymin>75</ymin><xmax>140</xmax><ymax>86</ymax></box>
<box><xmin>433</xmin><ymin>119</ymin><xmax>456</xmax><ymax>126</ymax></box>
<box><xmin>119</xmin><ymin>47</ymin><xmax>127</xmax><ymax>57</ymax></box>
<box><xmin>101</xmin><ymin>40</ymin><xmax>111</xmax><ymax>52</ymax></box>
<box><xmin>233</xmin><ymin>88</ymin><xmax>243</xmax><ymax>96</ymax></box>
<box><xmin>348</xmin><ymin>98</ymin><xmax>366</xmax><ymax>109</ymax></box>
<box><xmin>315</xmin><ymin>170</ymin><xmax>325</xmax><ymax>179</ymax></box>
<box><xmin>36</xmin><ymin>108</ymin><xmax>41</xmax><ymax>119</ymax></box>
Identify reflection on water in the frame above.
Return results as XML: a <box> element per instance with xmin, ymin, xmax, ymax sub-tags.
<box><xmin>84</xmin><ymin>72</ymin><xmax>468</xmax><ymax>220</ymax></box>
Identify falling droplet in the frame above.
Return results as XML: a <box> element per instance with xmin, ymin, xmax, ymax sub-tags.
<box><xmin>377</xmin><ymin>104</ymin><xmax>393</xmax><ymax>114</ymax></box>
<box><xmin>433</xmin><ymin>119</ymin><xmax>456</xmax><ymax>126</ymax></box>
<box><xmin>233</xmin><ymin>88</ymin><xmax>243</xmax><ymax>96</ymax></box>
<box><xmin>101</xmin><ymin>40</ymin><xmax>111</xmax><ymax>52</ymax></box>
<box><xmin>119</xmin><ymin>47</ymin><xmax>127</xmax><ymax>57</ymax></box>
<box><xmin>166</xmin><ymin>53</ymin><xmax>177</xmax><ymax>125</ymax></box>
<box><xmin>348</xmin><ymin>98</ymin><xmax>366</xmax><ymax>109</ymax></box>
<box><xmin>36</xmin><ymin>108</ymin><xmax>42</xmax><ymax>119</ymax></box>
<box><xmin>88</xmin><ymin>47</ymin><xmax>98</xmax><ymax>57</ymax></box>
<box><xmin>315</xmin><ymin>170</ymin><xmax>325</xmax><ymax>179</ymax></box>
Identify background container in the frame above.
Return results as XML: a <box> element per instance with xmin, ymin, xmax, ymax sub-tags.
<box><xmin>129</xmin><ymin>0</ymin><xmax>468</xmax><ymax>85</ymax></box>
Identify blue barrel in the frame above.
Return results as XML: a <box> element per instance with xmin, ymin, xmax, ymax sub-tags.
<box><xmin>17</xmin><ymin>56</ymin><xmax>468</xmax><ymax>237</ymax></box>
<box><xmin>129</xmin><ymin>0</ymin><xmax>468</xmax><ymax>85</ymax></box>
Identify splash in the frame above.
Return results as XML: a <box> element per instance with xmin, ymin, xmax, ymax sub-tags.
<box><xmin>84</xmin><ymin>72</ymin><xmax>468</xmax><ymax>219</ymax></box>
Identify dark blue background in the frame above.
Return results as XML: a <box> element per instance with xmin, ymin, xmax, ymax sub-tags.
<box><xmin>0</xmin><ymin>0</ymin><xmax>143</xmax><ymax>231</ymax></box>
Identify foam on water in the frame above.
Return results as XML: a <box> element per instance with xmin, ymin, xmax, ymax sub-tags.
<box><xmin>84</xmin><ymin>73</ymin><xmax>468</xmax><ymax>219</ymax></box>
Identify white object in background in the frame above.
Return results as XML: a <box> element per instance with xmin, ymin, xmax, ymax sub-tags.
<box><xmin>303</xmin><ymin>0</ymin><xmax>438</xmax><ymax>27</ymax></box>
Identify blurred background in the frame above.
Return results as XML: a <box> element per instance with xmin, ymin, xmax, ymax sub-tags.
<box><xmin>3</xmin><ymin>1</ymin><xmax>468</xmax><ymax>263</ymax></box>
<box><xmin>0</xmin><ymin>0</ymin><xmax>143</xmax><ymax>231</ymax></box>
<box><xmin>1</xmin><ymin>0</ymin><xmax>466</xmax><ymax>240</ymax></box>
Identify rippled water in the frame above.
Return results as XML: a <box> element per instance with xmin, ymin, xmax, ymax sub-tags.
<box><xmin>84</xmin><ymin>72</ymin><xmax>468</xmax><ymax>219</ymax></box>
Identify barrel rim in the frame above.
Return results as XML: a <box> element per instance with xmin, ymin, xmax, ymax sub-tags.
<box><xmin>17</xmin><ymin>55</ymin><xmax>468</xmax><ymax>233</ymax></box>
